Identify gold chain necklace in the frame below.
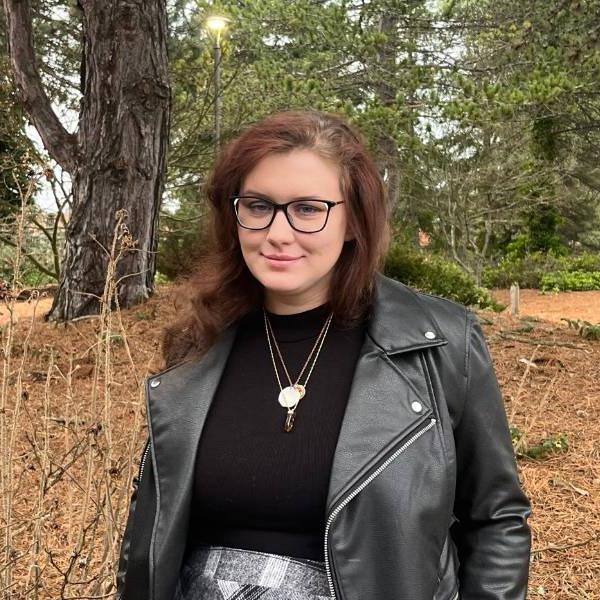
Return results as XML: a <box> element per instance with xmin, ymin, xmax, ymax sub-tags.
<box><xmin>263</xmin><ymin>308</ymin><xmax>334</xmax><ymax>432</ymax></box>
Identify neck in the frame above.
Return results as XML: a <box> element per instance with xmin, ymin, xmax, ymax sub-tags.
<box><xmin>264</xmin><ymin>286</ymin><xmax>329</xmax><ymax>315</ymax></box>
<box><xmin>263</xmin><ymin>291</ymin><xmax>329</xmax><ymax>315</ymax></box>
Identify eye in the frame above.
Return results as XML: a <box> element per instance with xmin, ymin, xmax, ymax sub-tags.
<box><xmin>245</xmin><ymin>198</ymin><xmax>271</xmax><ymax>212</ymax></box>
<box><xmin>292</xmin><ymin>201</ymin><xmax>327</xmax><ymax>215</ymax></box>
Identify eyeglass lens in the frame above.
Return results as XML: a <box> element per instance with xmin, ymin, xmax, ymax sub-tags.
<box><xmin>235</xmin><ymin>197</ymin><xmax>330</xmax><ymax>232</ymax></box>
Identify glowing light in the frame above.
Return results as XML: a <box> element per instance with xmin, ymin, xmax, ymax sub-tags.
<box><xmin>205</xmin><ymin>15</ymin><xmax>229</xmax><ymax>34</ymax></box>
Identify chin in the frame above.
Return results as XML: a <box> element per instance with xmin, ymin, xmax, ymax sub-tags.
<box><xmin>255</xmin><ymin>272</ymin><xmax>303</xmax><ymax>292</ymax></box>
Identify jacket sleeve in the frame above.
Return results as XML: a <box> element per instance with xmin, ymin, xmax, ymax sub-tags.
<box><xmin>451</xmin><ymin>310</ymin><xmax>531</xmax><ymax>599</ymax></box>
<box><xmin>116</xmin><ymin>440</ymin><xmax>156</xmax><ymax>600</ymax></box>
<box><xmin>116</xmin><ymin>476</ymin><xmax>140</xmax><ymax>598</ymax></box>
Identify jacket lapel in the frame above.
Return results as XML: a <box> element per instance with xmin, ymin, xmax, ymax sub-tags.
<box><xmin>144</xmin><ymin>323</ymin><xmax>238</xmax><ymax>600</ymax></box>
<box><xmin>325</xmin><ymin>273</ymin><xmax>448</xmax><ymax>511</ymax></box>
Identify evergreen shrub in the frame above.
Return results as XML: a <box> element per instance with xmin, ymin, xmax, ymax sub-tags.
<box><xmin>540</xmin><ymin>270</ymin><xmax>600</xmax><ymax>292</ymax></box>
<box><xmin>482</xmin><ymin>251</ymin><xmax>600</xmax><ymax>289</ymax></box>
<box><xmin>384</xmin><ymin>243</ymin><xmax>500</xmax><ymax>309</ymax></box>
<box><xmin>156</xmin><ymin>213</ymin><xmax>206</xmax><ymax>280</ymax></box>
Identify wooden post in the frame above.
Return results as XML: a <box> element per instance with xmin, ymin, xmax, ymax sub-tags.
<box><xmin>510</xmin><ymin>283</ymin><xmax>520</xmax><ymax>316</ymax></box>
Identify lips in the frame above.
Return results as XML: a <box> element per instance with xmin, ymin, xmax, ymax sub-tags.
<box><xmin>262</xmin><ymin>254</ymin><xmax>302</xmax><ymax>261</ymax></box>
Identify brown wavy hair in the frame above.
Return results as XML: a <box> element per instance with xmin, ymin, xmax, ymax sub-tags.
<box><xmin>160</xmin><ymin>109</ymin><xmax>391</xmax><ymax>370</ymax></box>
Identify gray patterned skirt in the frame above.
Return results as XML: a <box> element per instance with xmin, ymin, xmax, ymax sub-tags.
<box><xmin>173</xmin><ymin>544</ymin><xmax>332</xmax><ymax>600</ymax></box>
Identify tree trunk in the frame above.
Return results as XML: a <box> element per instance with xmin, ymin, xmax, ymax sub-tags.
<box><xmin>48</xmin><ymin>0</ymin><xmax>170</xmax><ymax>320</ymax></box>
<box><xmin>4</xmin><ymin>0</ymin><xmax>170</xmax><ymax>320</ymax></box>
<box><xmin>374</xmin><ymin>11</ymin><xmax>401</xmax><ymax>217</ymax></box>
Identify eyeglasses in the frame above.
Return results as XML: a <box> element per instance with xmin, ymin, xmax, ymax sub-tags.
<box><xmin>231</xmin><ymin>195</ymin><xmax>345</xmax><ymax>233</ymax></box>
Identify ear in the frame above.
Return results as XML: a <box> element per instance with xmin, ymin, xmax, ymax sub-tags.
<box><xmin>344</xmin><ymin>229</ymin><xmax>355</xmax><ymax>242</ymax></box>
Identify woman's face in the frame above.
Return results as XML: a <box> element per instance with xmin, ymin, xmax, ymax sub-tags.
<box><xmin>237</xmin><ymin>149</ymin><xmax>353</xmax><ymax>313</ymax></box>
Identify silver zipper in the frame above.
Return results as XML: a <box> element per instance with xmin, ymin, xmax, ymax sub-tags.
<box><xmin>138</xmin><ymin>438</ymin><xmax>151</xmax><ymax>483</ymax></box>
<box><xmin>323</xmin><ymin>418</ymin><xmax>436</xmax><ymax>599</ymax></box>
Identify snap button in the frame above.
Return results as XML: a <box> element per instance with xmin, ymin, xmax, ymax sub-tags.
<box><xmin>150</xmin><ymin>378</ymin><xmax>161</xmax><ymax>388</ymax></box>
<box><xmin>424</xmin><ymin>331</ymin><xmax>436</xmax><ymax>339</ymax></box>
<box><xmin>411</xmin><ymin>401</ymin><xmax>423</xmax><ymax>413</ymax></box>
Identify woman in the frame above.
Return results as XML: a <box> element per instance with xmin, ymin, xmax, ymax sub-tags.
<box><xmin>116</xmin><ymin>110</ymin><xmax>531</xmax><ymax>600</ymax></box>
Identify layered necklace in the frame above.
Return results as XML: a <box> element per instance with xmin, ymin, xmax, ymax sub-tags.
<box><xmin>263</xmin><ymin>307</ymin><xmax>334</xmax><ymax>432</ymax></box>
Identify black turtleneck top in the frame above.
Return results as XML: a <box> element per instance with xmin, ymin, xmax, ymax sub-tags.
<box><xmin>188</xmin><ymin>302</ymin><xmax>368</xmax><ymax>562</ymax></box>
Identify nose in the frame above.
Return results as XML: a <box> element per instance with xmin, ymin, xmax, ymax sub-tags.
<box><xmin>265</xmin><ymin>207</ymin><xmax>295</xmax><ymax>242</ymax></box>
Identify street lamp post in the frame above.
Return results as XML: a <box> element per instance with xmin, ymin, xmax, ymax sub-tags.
<box><xmin>205</xmin><ymin>16</ymin><xmax>229</xmax><ymax>155</ymax></box>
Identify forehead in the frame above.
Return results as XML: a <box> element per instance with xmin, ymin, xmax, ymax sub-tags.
<box><xmin>240</xmin><ymin>150</ymin><xmax>342</xmax><ymax>199</ymax></box>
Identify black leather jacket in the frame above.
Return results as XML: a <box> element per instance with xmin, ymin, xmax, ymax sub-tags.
<box><xmin>116</xmin><ymin>273</ymin><xmax>531</xmax><ymax>600</ymax></box>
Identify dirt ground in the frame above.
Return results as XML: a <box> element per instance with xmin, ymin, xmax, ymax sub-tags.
<box><xmin>491</xmin><ymin>288</ymin><xmax>600</xmax><ymax>324</ymax></box>
<box><xmin>1</xmin><ymin>285</ymin><xmax>599</xmax><ymax>598</ymax></box>
<box><xmin>0</xmin><ymin>289</ymin><xmax>600</xmax><ymax>326</ymax></box>
<box><xmin>4</xmin><ymin>288</ymin><xmax>600</xmax><ymax>328</ymax></box>
<box><xmin>0</xmin><ymin>295</ymin><xmax>54</xmax><ymax>326</ymax></box>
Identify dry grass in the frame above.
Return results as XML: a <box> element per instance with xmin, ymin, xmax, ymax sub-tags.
<box><xmin>1</xmin><ymin>286</ymin><xmax>599</xmax><ymax>598</ymax></box>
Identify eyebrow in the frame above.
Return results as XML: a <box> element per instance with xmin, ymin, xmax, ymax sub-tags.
<box><xmin>239</xmin><ymin>189</ymin><xmax>328</xmax><ymax>202</ymax></box>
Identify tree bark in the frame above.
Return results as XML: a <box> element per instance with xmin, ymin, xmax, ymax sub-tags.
<box><xmin>3</xmin><ymin>0</ymin><xmax>170</xmax><ymax>320</ymax></box>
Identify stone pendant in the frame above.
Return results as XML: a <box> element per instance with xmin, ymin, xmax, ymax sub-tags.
<box><xmin>279</xmin><ymin>384</ymin><xmax>305</xmax><ymax>432</ymax></box>
<box><xmin>284</xmin><ymin>410</ymin><xmax>296</xmax><ymax>432</ymax></box>
<box><xmin>278</xmin><ymin>386</ymin><xmax>300</xmax><ymax>408</ymax></box>
<box><xmin>277</xmin><ymin>384</ymin><xmax>306</xmax><ymax>409</ymax></box>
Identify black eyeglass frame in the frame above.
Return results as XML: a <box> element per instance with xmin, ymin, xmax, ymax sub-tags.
<box><xmin>231</xmin><ymin>195</ymin><xmax>346</xmax><ymax>233</ymax></box>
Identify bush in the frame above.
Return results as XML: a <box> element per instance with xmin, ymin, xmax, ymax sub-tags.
<box><xmin>482</xmin><ymin>253</ymin><xmax>553</xmax><ymax>288</ymax></box>
<box><xmin>540</xmin><ymin>270</ymin><xmax>600</xmax><ymax>292</ymax></box>
<box><xmin>482</xmin><ymin>251</ymin><xmax>600</xmax><ymax>289</ymax></box>
<box><xmin>0</xmin><ymin>265</ymin><xmax>56</xmax><ymax>288</ymax></box>
<box><xmin>561</xmin><ymin>318</ymin><xmax>600</xmax><ymax>340</ymax></box>
<box><xmin>561</xmin><ymin>252</ymin><xmax>600</xmax><ymax>272</ymax></box>
<box><xmin>511</xmin><ymin>426</ymin><xmax>569</xmax><ymax>459</ymax></box>
<box><xmin>384</xmin><ymin>243</ymin><xmax>500</xmax><ymax>309</ymax></box>
<box><xmin>156</xmin><ymin>211</ymin><xmax>206</xmax><ymax>280</ymax></box>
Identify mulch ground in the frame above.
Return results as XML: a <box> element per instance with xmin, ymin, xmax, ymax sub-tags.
<box><xmin>1</xmin><ymin>285</ymin><xmax>599</xmax><ymax>598</ymax></box>
<box><xmin>481</xmin><ymin>309</ymin><xmax>600</xmax><ymax>598</ymax></box>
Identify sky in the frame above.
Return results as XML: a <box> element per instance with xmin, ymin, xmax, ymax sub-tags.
<box><xmin>27</xmin><ymin>102</ymin><xmax>75</xmax><ymax>214</ymax></box>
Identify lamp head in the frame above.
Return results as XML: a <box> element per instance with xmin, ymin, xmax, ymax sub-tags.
<box><xmin>206</xmin><ymin>15</ymin><xmax>230</xmax><ymax>36</ymax></box>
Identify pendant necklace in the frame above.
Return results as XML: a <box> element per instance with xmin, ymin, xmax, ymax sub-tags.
<box><xmin>263</xmin><ymin>308</ymin><xmax>333</xmax><ymax>432</ymax></box>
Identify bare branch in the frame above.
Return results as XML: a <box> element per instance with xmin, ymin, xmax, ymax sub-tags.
<box><xmin>3</xmin><ymin>0</ymin><xmax>80</xmax><ymax>172</ymax></box>
<box><xmin>0</xmin><ymin>234</ymin><xmax>57</xmax><ymax>279</ymax></box>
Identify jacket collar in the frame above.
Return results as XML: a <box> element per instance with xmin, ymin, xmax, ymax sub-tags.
<box><xmin>368</xmin><ymin>272</ymin><xmax>448</xmax><ymax>354</ymax></box>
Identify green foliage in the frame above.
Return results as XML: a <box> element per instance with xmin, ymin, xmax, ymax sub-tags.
<box><xmin>434</xmin><ymin>0</ymin><xmax>600</xmax><ymax>268</ymax></box>
<box><xmin>0</xmin><ymin>263</ymin><xmax>47</xmax><ymax>288</ymax></box>
<box><xmin>0</xmin><ymin>55</ymin><xmax>40</xmax><ymax>218</ymax></box>
<box><xmin>164</xmin><ymin>0</ymin><xmax>600</xmax><ymax>282</ymax></box>
<box><xmin>540</xmin><ymin>271</ymin><xmax>600</xmax><ymax>292</ymax></box>
<box><xmin>4</xmin><ymin>0</ymin><xmax>600</xmax><ymax>293</ymax></box>
<box><xmin>15</xmin><ymin>269</ymin><xmax>55</xmax><ymax>288</ymax></box>
<box><xmin>384</xmin><ymin>242</ymin><xmax>500</xmax><ymax>309</ymax></box>
<box><xmin>523</xmin><ymin>206</ymin><xmax>568</xmax><ymax>256</ymax></box>
<box><xmin>501</xmin><ymin>206</ymin><xmax>568</xmax><ymax>263</ymax></box>
<box><xmin>156</xmin><ymin>195</ymin><xmax>207</xmax><ymax>280</ymax></box>
<box><xmin>154</xmin><ymin>271</ymin><xmax>170</xmax><ymax>285</ymax></box>
<box><xmin>482</xmin><ymin>253</ymin><xmax>554</xmax><ymax>288</ymax></box>
<box><xmin>165</xmin><ymin>0</ymin><xmax>444</xmax><ymax>277</ymax></box>
<box><xmin>561</xmin><ymin>318</ymin><xmax>600</xmax><ymax>341</ymax></box>
<box><xmin>133</xmin><ymin>310</ymin><xmax>153</xmax><ymax>321</ymax></box>
<box><xmin>511</xmin><ymin>426</ymin><xmax>568</xmax><ymax>460</ymax></box>
<box><xmin>482</xmin><ymin>251</ymin><xmax>600</xmax><ymax>288</ymax></box>
<box><xmin>109</xmin><ymin>334</ymin><xmax>125</xmax><ymax>347</ymax></box>
<box><xmin>563</xmin><ymin>253</ymin><xmax>600</xmax><ymax>272</ymax></box>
